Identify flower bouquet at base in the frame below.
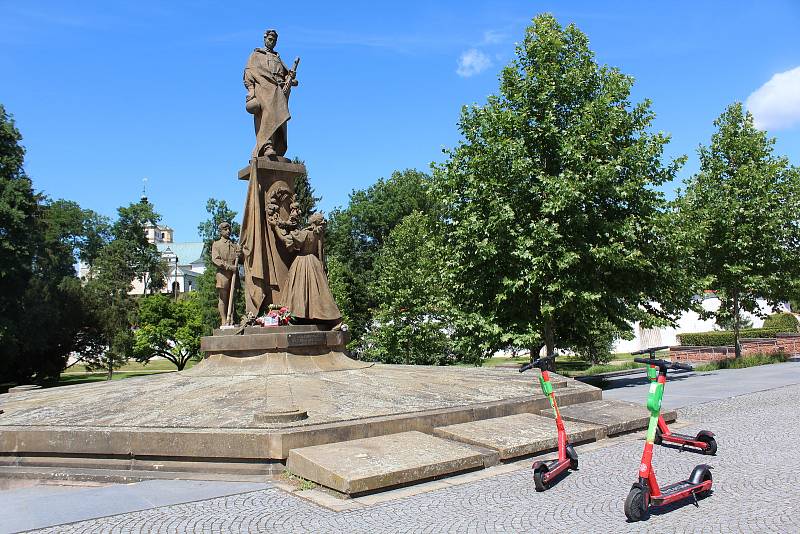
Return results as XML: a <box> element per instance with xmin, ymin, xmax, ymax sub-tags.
<box><xmin>255</xmin><ymin>304</ymin><xmax>293</xmax><ymax>327</ymax></box>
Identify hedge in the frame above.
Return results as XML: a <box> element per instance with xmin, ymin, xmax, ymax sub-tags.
<box><xmin>677</xmin><ymin>328</ymin><xmax>782</xmax><ymax>347</ymax></box>
<box><xmin>762</xmin><ymin>313</ymin><xmax>800</xmax><ymax>333</ymax></box>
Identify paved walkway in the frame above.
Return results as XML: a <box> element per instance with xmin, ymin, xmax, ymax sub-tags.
<box><xmin>603</xmin><ymin>359</ymin><xmax>800</xmax><ymax>408</ymax></box>
<box><xmin>5</xmin><ymin>363</ymin><xmax>800</xmax><ymax>533</ymax></box>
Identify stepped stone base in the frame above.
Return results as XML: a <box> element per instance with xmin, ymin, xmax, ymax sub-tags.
<box><xmin>541</xmin><ymin>399</ymin><xmax>677</xmax><ymax>436</ymax></box>
<box><xmin>433</xmin><ymin>413</ymin><xmax>603</xmax><ymax>460</ymax></box>
<box><xmin>287</xmin><ymin>431</ymin><xmax>493</xmax><ymax>495</ymax></box>
<box><xmin>0</xmin><ymin>351</ymin><xmax>599</xmax><ymax>479</ymax></box>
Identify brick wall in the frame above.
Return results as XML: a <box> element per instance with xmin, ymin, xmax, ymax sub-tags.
<box><xmin>669</xmin><ymin>334</ymin><xmax>800</xmax><ymax>362</ymax></box>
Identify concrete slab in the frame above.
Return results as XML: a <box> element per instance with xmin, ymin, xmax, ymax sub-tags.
<box><xmin>541</xmin><ymin>399</ymin><xmax>677</xmax><ymax>436</ymax></box>
<box><xmin>0</xmin><ymin>479</ymin><xmax>269</xmax><ymax>533</ymax></box>
<box><xmin>0</xmin><ymin>365</ymin><xmax>600</xmax><ymax>473</ymax></box>
<box><xmin>433</xmin><ymin>413</ymin><xmax>603</xmax><ymax>459</ymax></box>
<box><xmin>286</xmin><ymin>431</ymin><xmax>490</xmax><ymax>495</ymax></box>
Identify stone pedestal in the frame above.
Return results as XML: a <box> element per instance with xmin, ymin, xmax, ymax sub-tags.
<box><xmin>198</xmin><ymin>324</ymin><xmax>365</xmax><ymax>375</ymax></box>
<box><xmin>198</xmin><ymin>324</ymin><xmax>366</xmax><ymax>423</ymax></box>
<box><xmin>238</xmin><ymin>157</ymin><xmax>305</xmax><ymax>183</ymax></box>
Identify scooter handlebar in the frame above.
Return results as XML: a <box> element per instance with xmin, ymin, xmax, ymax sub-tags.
<box><xmin>631</xmin><ymin>345</ymin><xmax>670</xmax><ymax>355</ymax></box>
<box><xmin>518</xmin><ymin>355</ymin><xmax>555</xmax><ymax>373</ymax></box>
<box><xmin>633</xmin><ymin>357</ymin><xmax>694</xmax><ymax>372</ymax></box>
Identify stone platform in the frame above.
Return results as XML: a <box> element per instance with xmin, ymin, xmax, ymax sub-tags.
<box><xmin>0</xmin><ymin>336</ymin><xmax>601</xmax><ymax>480</ymax></box>
<box><xmin>0</xmin><ymin>328</ymin><xmax>676</xmax><ymax>495</ymax></box>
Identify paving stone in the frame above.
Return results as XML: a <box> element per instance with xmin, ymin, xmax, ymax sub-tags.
<box><xmin>433</xmin><ymin>413</ymin><xmax>604</xmax><ymax>460</ymax></box>
<box><xmin>27</xmin><ymin>383</ymin><xmax>800</xmax><ymax>533</ymax></box>
<box><xmin>286</xmin><ymin>431</ymin><xmax>490</xmax><ymax>494</ymax></box>
<box><xmin>541</xmin><ymin>399</ymin><xmax>677</xmax><ymax>435</ymax></box>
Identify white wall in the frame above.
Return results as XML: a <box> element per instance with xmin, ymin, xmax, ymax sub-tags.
<box><xmin>613</xmin><ymin>297</ymin><xmax>790</xmax><ymax>353</ymax></box>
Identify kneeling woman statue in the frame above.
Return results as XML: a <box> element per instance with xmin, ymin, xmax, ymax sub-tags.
<box><xmin>274</xmin><ymin>212</ymin><xmax>341</xmax><ymax>325</ymax></box>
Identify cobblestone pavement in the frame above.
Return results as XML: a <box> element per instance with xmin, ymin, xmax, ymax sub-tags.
<box><xmin>36</xmin><ymin>384</ymin><xmax>800</xmax><ymax>533</ymax></box>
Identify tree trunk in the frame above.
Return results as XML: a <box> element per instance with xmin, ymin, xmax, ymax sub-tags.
<box><xmin>733</xmin><ymin>292</ymin><xmax>742</xmax><ymax>359</ymax></box>
<box><xmin>542</xmin><ymin>320</ymin><xmax>556</xmax><ymax>372</ymax></box>
<box><xmin>106</xmin><ymin>364</ymin><xmax>113</xmax><ymax>381</ymax></box>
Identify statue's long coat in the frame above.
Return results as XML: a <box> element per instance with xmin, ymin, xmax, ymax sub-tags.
<box><xmin>244</xmin><ymin>48</ymin><xmax>291</xmax><ymax>157</ymax></box>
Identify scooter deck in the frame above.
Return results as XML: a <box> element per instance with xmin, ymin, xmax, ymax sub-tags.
<box><xmin>663</xmin><ymin>432</ymin><xmax>697</xmax><ymax>441</ymax></box>
<box><xmin>651</xmin><ymin>479</ymin><xmax>708</xmax><ymax>505</ymax></box>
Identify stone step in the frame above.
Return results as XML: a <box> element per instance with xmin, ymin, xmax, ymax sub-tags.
<box><xmin>539</xmin><ymin>399</ymin><xmax>677</xmax><ymax>436</ymax></box>
<box><xmin>433</xmin><ymin>413</ymin><xmax>604</xmax><ymax>460</ymax></box>
<box><xmin>286</xmin><ymin>431</ymin><xmax>495</xmax><ymax>495</ymax></box>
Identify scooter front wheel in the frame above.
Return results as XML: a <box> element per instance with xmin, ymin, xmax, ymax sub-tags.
<box><xmin>533</xmin><ymin>465</ymin><xmax>550</xmax><ymax>492</ymax></box>
<box><xmin>624</xmin><ymin>486</ymin><xmax>649</xmax><ymax>522</ymax></box>
<box><xmin>698</xmin><ymin>435</ymin><xmax>717</xmax><ymax>456</ymax></box>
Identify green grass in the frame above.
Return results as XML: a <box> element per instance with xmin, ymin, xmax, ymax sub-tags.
<box><xmin>280</xmin><ymin>470</ymin><xmax>317</xmax><ymax>491</ymax></box>
<box><xmin>55</xmin><ymin>371</ymin><xmax>171</xmax><ymax>387</ymax></box>
<box><xmin>479</xmin><ymin>356</ymin><xmax>530</xmax><ymax>367</ymax></box>
<box><xmin>470</xmin><ymin>351</ymin><xmax>656</xmax><ymax>377</ymax></box>
<box><xmin>52</xmin><ymin>357</ymin><xmax>202</xmax><ymax>388</ymax></box>
<box><xmin>63</xmin><ymin>358</ymin><xmax>199</xmax><ymax>374</ymax></box>
<box><xmin>694</xmin><ymin>351</ymin><xmax>789</xmax><ymax>372</ymax></box>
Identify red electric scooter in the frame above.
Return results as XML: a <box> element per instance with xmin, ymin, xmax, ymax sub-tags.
<box><xmin>642</xmin><ymin>346</ymin><xmax>717</xmax><ymax>455</ymax></box>
<box><xmin>519</xmin><ymin>356</ymin><xmax>578</xmax><ymax>491</ymax></box>
<box><xmin>624</xmin><ymin>349</ymin><xmax>713</xmax><ymax>522</ymax></box>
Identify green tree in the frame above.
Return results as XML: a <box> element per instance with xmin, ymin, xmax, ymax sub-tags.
<box><xmin>114</xmin><ymin>200</ymin><xmax>165</xmax><ymax>294</ymax></box>
<box><xmin>0</xmin><ymin>105</ymin><xmax>38</xmax><ymax>375</ymax></box>
<box><xmin>678</xmin><ymin>103</ymin><xmax>800</xmax><ymax>357</ymax></box>
<box><xmin>196</xmin><ymin>198</ymin><xmax>240</xmax><ymax>333</ymax></box>
<box><xmin>133</xmin><ymin>294</ymin><xmax>204</xmax><ymax>370</ymax></box>
<box><xmin>326</xmin><ymin>169</ymin><xmax>437</xmax><ymax>347</ymax></box>
<box><xmin>76</xmin><ymin>200</ymin><xmax>166</xmax><ymax>379</ymax></box>
<box><xmin>361</xmin><ymin>211</ymin><xmax>461</xmax><ymax>365</ymax></box>
<box><xmin>290</xmin><ymin>158</ymin><xmax>321</xmax><ymax>226</ymax></box>
<box><xmin>0</xmin><ymin>107</ymin><xmax>106</xmax><ymax>383</ymax></box>
<box><xmin>434</xmin><ymin>15</ymin><xmax>693</xmax><ymax>365</ymax></box>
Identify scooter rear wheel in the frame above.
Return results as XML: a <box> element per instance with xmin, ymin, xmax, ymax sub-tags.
<box><xmin>624</xmin><ymin>486</ymin><xmax>649</xmax><ymax>522</ymax></box>
<box><xmin>697</xmin><ymin>470</ymin><xmax>713</xmax><ymax>498</ymax></box>
<box><xmin>533</xmin><ymin>465</ymin><xmax>550</xmax><ymax>492</ymax></box>
<box><xmin>698</xmin><ymin>435</ymin><xmax>717</xmax><ymax>456</ymax></box>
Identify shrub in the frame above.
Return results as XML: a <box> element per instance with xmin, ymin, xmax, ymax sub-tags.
<box><xmin>678</xmin><ymin>328</ymin><xmax>782</xmax><ymax>346</ymax></box>
<box><xmin>695</xmin><ymin>351</ymin><xmax>789</xmax><ymax>371</ymax></box>
<box><xmin>762</xmin><ymin>312</ymin><xmax>800</xmax><ymax>333</ymax></box>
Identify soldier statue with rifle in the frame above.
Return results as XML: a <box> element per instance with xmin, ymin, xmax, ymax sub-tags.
<box><xmin>243</xmin><ymin>28</ymin><xmax>300</xmax><ymax>160</ymax></box>
<box><xmin>211</xmin><ymin>222</ymin><xmax>242</xmax><ymax>326</ymax></box>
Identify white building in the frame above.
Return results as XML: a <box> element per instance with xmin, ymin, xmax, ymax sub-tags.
<box><xmin>128</xmin><ymin>222</ymin><xmax>206</xmax><ymax>296</ymax></box>
<box><xmin>613</xmin><ymin>293</ymin><xmax>791</xmax><ymax>353</ymax></box>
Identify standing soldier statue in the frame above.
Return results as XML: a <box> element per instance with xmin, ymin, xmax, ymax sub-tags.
<box><xmin>212</xmin><ymin>222</ymin><xmax>242</xmax><ymax>326</ymax></box>
<box><xmin>244</xmin><ymin>28</ymin><xmax>299</xmax><ymax>159</ymax></box>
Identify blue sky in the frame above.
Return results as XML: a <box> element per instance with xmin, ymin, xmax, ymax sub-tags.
<box><xmin>2</xmin><ymin>1</ymin><xmax>799</xmax><ymax>243</ymax></box>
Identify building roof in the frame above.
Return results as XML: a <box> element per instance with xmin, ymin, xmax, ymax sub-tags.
<box><xmin>157</xmin><ymin>242</ymin><xmax>206</xmax><ymax>265</ymax></box>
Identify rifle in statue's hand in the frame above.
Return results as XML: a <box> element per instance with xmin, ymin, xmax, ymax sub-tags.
<box><xmin>283</xmin><ymin>57</ymin><xmax>300</xmax><ymax>96</ymax></box>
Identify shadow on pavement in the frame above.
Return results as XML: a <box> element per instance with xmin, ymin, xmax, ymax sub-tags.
<box><xmin>600</xmin><ymin>370</ymin><xmax>697</xmax><ymax>390</ymax></box>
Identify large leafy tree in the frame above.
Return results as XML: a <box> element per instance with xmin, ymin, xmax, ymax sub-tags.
<box><xmin>362</xmin><ymin>211</ymin><xmax>463</xmax><ymax>365</ymax></box>
<box><xmin>0</xmin><ymin>106</ymin><xmax>107</xmax><ymax>383</ymax></box>
<box><xmin>79</xmin><ymin>200</ymin><xmax>165</xmax><ymax>379</ymax></box>
<box><xmin>678</xmin><ymin>102</ymin><xmax>800</xmax><ymax>357</ymax></box>
<box><xmin>326</xmin><ymin>169</ymin><xmax>436</xmax><ymax>346</ymax></box>
<box><xmin>434</xmin><ymin>14</ymin><xmax>693</xmax><ymax>364</ymax></box>
<box><xmin>0</xmin><ymin>105</ymin><xmax>38</xmax><ymax>370</ymax></box>
<box><xmin>133</xmin><ymin>293</ymin><xmax>204</xmax><ymax>370</ymax></box>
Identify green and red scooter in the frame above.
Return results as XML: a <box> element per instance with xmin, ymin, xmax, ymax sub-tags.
<box><xmin>519</xmin><ymin>355</ymin><xmax>578</xmax><ymax>491</ymax></box>
<box><xmin>642</xmin><ymin>346</ymin><xmax>717</xmax><ymax>455</ymax></box>
<box><xmin>624</xmin><ymin>347</ymin><xmax>714</xmax><ymax>522</ymax></box>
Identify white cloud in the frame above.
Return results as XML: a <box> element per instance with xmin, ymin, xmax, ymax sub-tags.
<box><xmin>746</xmin><ymin>65</ymin><xmax>800</xmax><ymax>130</ymax></box>
<box><xmin>482</xmin><ymin>29</ymin><xmax>505</xmax><ymax>45</ymax></box>
<box><xmin>456</xmin><ymin>48</ymin><xmax>492</xmax><ymax>78</ymax></box>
